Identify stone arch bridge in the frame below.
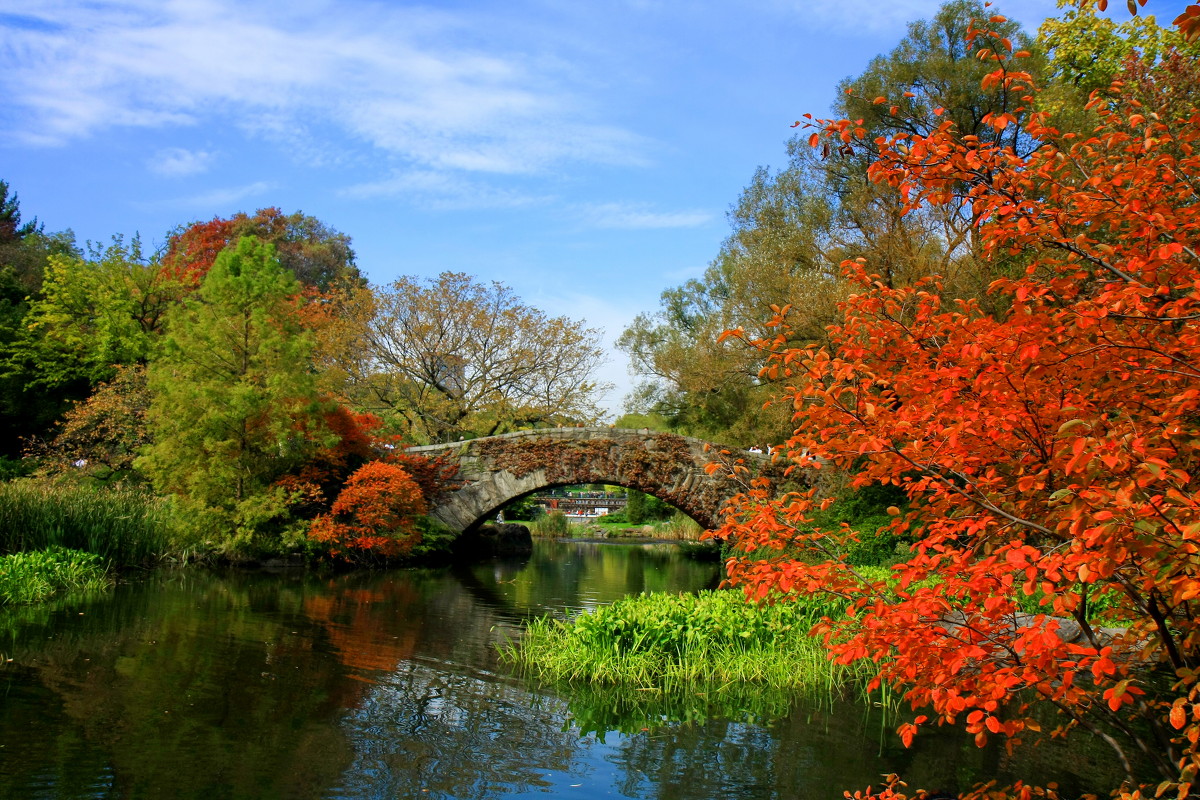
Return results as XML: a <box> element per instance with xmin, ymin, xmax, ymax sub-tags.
<box><xmin>405</xmin><ymin>427</ymin><xmax>780</xmax><ymax>533</ymax></box>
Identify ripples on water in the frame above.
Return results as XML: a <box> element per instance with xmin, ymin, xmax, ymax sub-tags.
<box><xmin>0</xmin><ymin>540</ymin><xmax>1131</xmax><ymax>799</ymax></box>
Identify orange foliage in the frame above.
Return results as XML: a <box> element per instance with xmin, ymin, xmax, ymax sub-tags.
<box><xmin>308</xmin><ymin>461</ymin><xmax>427</xmax><ymax>561</ymax></box>
<box><xmin>717</xmin><ymin>19</ymin><xmax>1200</xmax><ymax>800</ymax></box>
<box><xmin>162</xmin><ymin>216</ymin><xmax>236</xmax><ymax>287</ymax></box>
<box><xmin>273</xmin><ymin>405</ymin><xmax>389</xmax><ymax>515</ymax></box>
<box><xmin>163</xmin><ymin>207</ymin><xmax>356</xmax><ymax>290</ymax></box>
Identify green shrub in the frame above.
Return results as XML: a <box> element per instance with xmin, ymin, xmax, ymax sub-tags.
<box><xmin>0</xmin><ymin>456</ymin><xmax>34</xmax><ymax>481</ymax></box>
<box><xmin>844</xmin><ymin>514</ymin><xmax>911</xmax><ymax>566</ymax></box>
<box><xmin>0</xmin><ymin>546</ymin><xmax>110</xmax><ymax>605</ymax></box>
<box><xmin>411</xmin><ymin>516</ymin><xmax>458</xmax><ymax>558</ymax></box>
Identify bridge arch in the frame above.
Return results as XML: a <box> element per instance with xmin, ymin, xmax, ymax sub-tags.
<box><xmin>406</xmin><ymin>427</ymin><xmax>778</xmax><ymax>533</ymax></box>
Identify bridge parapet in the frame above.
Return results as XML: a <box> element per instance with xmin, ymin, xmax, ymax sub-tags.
<box><xmin>407</xmin><ymin>427</ymin><xmax>781</xmax><ymax>533</ymax></box>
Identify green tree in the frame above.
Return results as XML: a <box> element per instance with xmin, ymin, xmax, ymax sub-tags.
<box><xmin>139</xmin><ymin>237</ymin><xmax>329</xmax><ymax>521</ymax></box>
<box><xmin>626</xmin><ymin>489</ymin><xmax>647</xmax><ymax>525</ymax></box>
<box><xmin>619</xmin><ymin>0</ymin><xmax>1044</xmax><ymax>446</ymax></box>
<box><xmin>1038</xmin><ymin>1</ymin><xmax>1200</xmax><ymax>131</ymax></box>
<box><xmin>0</xmin><ymin>181</ymin><xmax>81</xmax><ymax>456</ymax></box>
<box><xmin>618</xmin><ymin>156</ymin><xmax>840</xmax><ymax>443</ymax></box>
<box><xmin>9</xmin><ymin>236</ymin><xmax>179</xmax><ymax>392</ymax></box>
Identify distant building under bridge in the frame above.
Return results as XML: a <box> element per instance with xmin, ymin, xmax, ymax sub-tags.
<box><xmin>530</xmin><ymin>492</ymin><xmax>629</xmax><ymax>521</ymax></box>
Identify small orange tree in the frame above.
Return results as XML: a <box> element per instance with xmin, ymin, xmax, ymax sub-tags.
<box><xmin>308</xmin><ymin>461</ymin><xmax>427</xmax><ymax>562</ymax></box>
<box><xmin>716</xmin><ymin>14</ymin><xmax>1200</xmax><ymax>800</ymax></box>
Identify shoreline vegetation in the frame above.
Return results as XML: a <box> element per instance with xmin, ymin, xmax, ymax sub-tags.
<box><xmin>0</xmin><ymin>479</ymin><xmax>200</xmax><ymax>567</ymax></box>
<box><xmin>0</xmin><ymin>546</ymin><xmax>110</xmax><ymax>605</ymax></box>
<box><xmin>500</xmin><ymin>573</ymin><xmax>890</xmax><ymax>695</ymax></box>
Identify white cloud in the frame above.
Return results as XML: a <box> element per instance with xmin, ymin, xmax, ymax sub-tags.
<box><xmin>0</xmin><ymin>0</ymin><xmax>647</xmax><ymax>176</ymax></box>
<box><xmin>580</xmin><ymin>202</ymin><xmax>713</xmax><ymax>230</ymax></box>
<box><xmin>340</xmin><ymin>170</ymin><xmax>550</xmax><ymax>210</ymax></box>
<box><xmin>147</xmin><ymin>147</ymin><xmax>214</xmax><ymax>177</ymax></box>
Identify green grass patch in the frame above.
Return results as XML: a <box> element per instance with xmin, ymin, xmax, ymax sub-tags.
<box><xmin>0</xmin><ymin>546</ymin><xmax>111</xmax><ymax>605</ymax></box>
<box><xmin>0</xmin><ymin>479</ymin><xmax>202</xmax><ymax>567</ymax></box>
<box><xmin>501</xmin><ymin>578</ymin><xmax>889</xmax><ymax>693</ymax></box>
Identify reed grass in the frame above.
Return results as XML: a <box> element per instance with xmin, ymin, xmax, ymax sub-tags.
<box><xmin>650</xmin><ymin>512</ymin><xmax>704</xmax><ymax>541</ymax></box>
<box><xmin>0</xmin><ymin>546</ymin><xmax>111</xmax><ymax>605</ymax></box>
<box><xmin>501</xmin><ymin>578</ymin><xmax>890</xmax><ymax>693</ymax></box>
<box><xmin>0</xmin><ymin>479</ymin><xmax>200</xmax><ymax>567</ymax></box>
<box><xmin>529</xmin><ymin>510</ymin><xmax>571</xmax><ymax>537</ymax></box>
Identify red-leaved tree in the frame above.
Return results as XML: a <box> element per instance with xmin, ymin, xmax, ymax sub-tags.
<box><xmin>715</xmin><ymin>15</ymin><xmax>1200</xmax><ymax>800</ymax></box>
<box><xmin>308</xmin><ymin>461</ymin><xmax>427</xmax><ymax>561</ymax></box>
<box><xmin>163</xmin><ymin>208</ymin><xmax>358</xmax><ymax>290</ymax></box>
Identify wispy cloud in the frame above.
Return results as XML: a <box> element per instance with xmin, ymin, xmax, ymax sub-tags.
<box><xmin>149</xmin><ymin>180</ymin><xmax>274</xmax><ymax>211</ymax></box>
<box><xmin>340</xmin><ymin>170</ymin><xmax>550</xmax><ymax>210</ymax></box>
<box><xmin>580</xmin><ymin>202</ymin><xmax>713</xmax><ymax>230</ymax></box>
<box><xmin>0</xmin><ymin>0</ymin><xmax>647</xmax><ymax>176</ymax></box>
<box><xmin>768</xmin><ymin>0</ymin><xmax>1060</xmax><ymax>34</ymax></box>
<box><xmin>147</xmin><ymin>147</ymin><xmax>214</xmax><ymax>178</ymax></box>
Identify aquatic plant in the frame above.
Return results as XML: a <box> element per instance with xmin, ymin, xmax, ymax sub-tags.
<box><xmin>0</xmin><ymin>546</ymin><xmax>110</xmax><ymax>605</ymax></box>
<box><xmin>501</xmin><ymin>574</ymin><xmax>890</xmax><ymax>693</ymax></box>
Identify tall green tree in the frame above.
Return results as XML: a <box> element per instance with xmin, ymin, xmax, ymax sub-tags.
<box><xmin>139</xmin><ymin>237</ymin><xmax>328</xmax><ymax>515</ymax></box>
<box><xmin>0</xmin><ymin>181</ymin><xmax>81</xmax><ymax>456</ymax></box>
<box><xmin>619</xmin><ymin>0</ymin><xmax>1045</xmax><ymax>446</ymax></box>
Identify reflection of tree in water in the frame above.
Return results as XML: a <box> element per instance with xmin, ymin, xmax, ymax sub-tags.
<box><xmin>610</xmin><ymin>722</ymin><xmax>778</xmax><ymax>800</ymax></box>
<box><xmin>330</xmin><ymin>661</ymin><xmax>588</xmax><ymax>800</ymax></box>
<box><xmin>0</xmin><ymin>564</ymin><xmax>597</xmax><ymax>799</ymax></box>
<box><xmin>0</xmin><ymin>571</ymin><xmax>358</xmax><ymax>799</ymax></box>
<box><xmin>599</xmin><ymin>690</ymin><xmax>1139</xmax><ymax>800</ymax></box>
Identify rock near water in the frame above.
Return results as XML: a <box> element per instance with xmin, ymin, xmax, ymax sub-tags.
<box><xmin>452</xmin><ymin>523</ymin><xmax>534</xmax><ymax>559</ymax></box>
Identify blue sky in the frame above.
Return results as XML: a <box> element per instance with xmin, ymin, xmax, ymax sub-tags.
<box><xmin>0</xmin><ymin>0</ymin><xmax>1162</xmax><ymax>415</ymax></box>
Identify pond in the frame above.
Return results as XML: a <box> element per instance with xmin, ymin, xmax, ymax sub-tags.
<box><xmin>0</xmin><ymin>540</ymin><xmax>1127</xmax><ymax>799</ymax></box>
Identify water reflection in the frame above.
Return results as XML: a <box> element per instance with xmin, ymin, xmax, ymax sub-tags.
<box><xmin>0</xmin><ymin>541</ymin><xmax>1133</xmax><ymax>799</ymax></box>
<box><xmin>457</xmin><ymin>540</ymin><xmax>720</xmax><ymax>618</ymax></box>
<box><xmin>329</xmin><ymin>663</ymin><xmax>587</xmax><ymax>800</ymax></box>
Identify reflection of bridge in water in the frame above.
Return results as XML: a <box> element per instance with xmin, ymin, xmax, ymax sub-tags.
<box><xmin>530</xmin><ymin>494</ymin><xmax>629</xmax><ymax>521</ymax></box>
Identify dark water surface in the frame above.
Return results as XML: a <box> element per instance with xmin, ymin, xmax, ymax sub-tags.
<box><xmin>1</xmin><ymin>540</ymin><xmax>1126</xmax><ymax>799</ymax></box>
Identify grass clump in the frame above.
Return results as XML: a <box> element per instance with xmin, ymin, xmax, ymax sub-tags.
<box><xmin>0</xmin><ymin>479</ymin><xmax>199</xmax><ymax>567</ymax></box>
<box><xmin>0</xmin><ymin>546</ymin><xmax>110</xmax><ymax>605</ymax></box>
<box><xmin>502</xmin><ymin>577</ymin><xmax>888</xmax><ymax>692</ymax></box>
<box><xmin>529</xmin><ymin>510</ymin><xmax>570</xmax><ymax>537</ymax></box>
